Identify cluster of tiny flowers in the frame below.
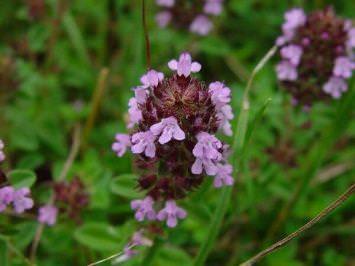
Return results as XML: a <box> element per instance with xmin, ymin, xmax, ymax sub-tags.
<box><xmin>155</xmin><ymin>0</ymin><xmax>223</xmax><ymax>35</ymax></box>
<box><xmin>0</xmin><ymin>140</ymin><xmax>5</xmax><ymax>163</ymax></box>
<box><xmin>38</xmin><ymin>204</ymin><xmax>58</xmax><ymax>226</ymax></box>
<box><xmin>112</xmin><ymin>52</ymin><xmax>234</xmax><ymax>228</ymax></box>
<box><xmin>275</xmin><ymin>7</ymin><xmax>354</xmax><ymax>106</ymax></box>
<box><xmin>53</xmin><ymin>177</ymin><xmax>89</xmax><ymax>223</ymax></box>
<box><xmin>0</xmin><ymin>186</ymin><xmax>34</xmax><ymax>213</ymax></box>
<box><xmin>0</xmin><ymin>143</ymin><xmax>34</xmax><ymax>214</ymax></box>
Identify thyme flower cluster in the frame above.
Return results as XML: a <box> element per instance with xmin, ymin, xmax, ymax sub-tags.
<box><xmin>276</xmin><ymin>8</ymin><xmax>354</xmax><ymax>107</ymax></box>
<box><xmin>155</xmin><ymin>0</ymin><xmax>223</xmax><ymax>35</ymax></box>
<box><xmin>0</xmin><ymin>141</ymin><xmax>34</xmax><ymax>214</ymax></box>
<box><xmin>113</xmin><ymin>52</ymin><xmax>234</xmax><ymax>227</ymax></box>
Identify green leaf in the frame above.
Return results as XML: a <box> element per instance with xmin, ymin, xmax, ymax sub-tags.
<box><xmin>110</xmin><ymin>174</ymin><xmax>143</xmax><ymax>199</ymax></box>
<box><xmin>8</xmin><ymin>170</ymin><xmax>37</xmax><ymax>189</ymax></box>
<box><xmin>74</xmin><ymin>223</ymin><xmax>121</xmax><ymax>252</ymax></box>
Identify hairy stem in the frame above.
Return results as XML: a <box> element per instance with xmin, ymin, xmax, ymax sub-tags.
<box><xmin>240</xmin><ymin>183</ymin><xmax>355</xmax><ymax>266</ymax></box>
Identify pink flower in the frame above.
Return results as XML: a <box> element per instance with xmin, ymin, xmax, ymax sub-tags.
<box><xmin>133</xmin><ymin>87</ymin><xmax>148</xmax><ymax>104</ymax></box>
<box><xmin>213</xmin><ymin>163</ymin><xmax>234</xmax><ymax>188</ymax></box>
<box><xmin>323</xmin><ymin>77</ymin><xmax>348</xmax><ymax>99</ymax></box>
<box><xmin>204</xmin><ymin>0</ymin><xmax>223</xmax><ymax>16</ymax></box>
<box><xmin>283</xmin><ymin>8</ymin><xmax>306</xmax><ymax>32</ymax></box>
<box><xmin>191</xmin><ymin>157</ymin><xmax>218</xmax><ymax>175</ymax></box>
<box><xmin>112</xmin><ymin>134</ymin><xmax>131</xmax><ymax>157</ymax></box>
<box><xmin>347</xmin><ymin>28</ymin><xmax>355</xmax><ymax>48</ymax></box>
<box><xmin>156</xmin><ymin>11</ymin><xmax>172</xmax><ymax>28</ymax></box>
<box><xmin>217</xmin><ymin>104</ymin><xmax>234</xmax><ymax>136</ymax></box>
<box><xmin>12</xmin><ymin>188</ymin><xmax>34</xmax><ymax>214</ymax></box>
<box><xmin>0</xmin><ymin>140</ymin><xmax>5</xmax><ymax>162</ymax></box>
<box><xmin>0</xmin><ymin>186</ymin><xmax>14</xmax><ymax>212</ymax></box>
<box><xmin>140</xmin><ymin>70</ymin><xmax>164</xmax><ymax>88</ymax></box>
<box><xmin>128</xmin><ymin>98</ymin><xmax>142</xmax><ymax>128</ymax></box>
<box><xmin>333</xmin><ymin>57</ymin><xmax>354</xmax><ymax>79</ymax></box>
<box><xmin>276</xmin><ymin>61</ymin><xmax>298</xmax><ymax>81</ymax></box>
<box><xmin>150</xmin><ymin>116</ymin><xmax>185</xmax><ymax>144</ymax></box>
<box><xmin>168</xmin><ymin>52</ymin><xmax>201</xmax><ymax>77</ymax></box>
<box><xmin>190</xmin><ymin>15</ymin><xmax>213</xmax><ymax>36</ymax></box>
<box><xmin>131</xmin><ymin>131</ymin><xmax>157</xmax><ymax>158</ymax></box>
<box><xmin>38</xmin><ymin>205</ymin><xmax>58</xmax><ymax>226</ymax></box>
<box><xmin>156</xmin><ymin>0</ymin><xmax>174</xmax><ymax>7</ymax></box>
<box><xmin>157</xmin><ymin>200</ymin><xmax>187</xmax><ymax>228</ymax></box>
<box><xmin>193</xmin><ymin>132</ymin><xmax>222</xmax><ymax>160</ymax></box>
<box><xmin>131</xmin><ymin>196</ymin><xmax>156</xmax><ymax>221</ymax></box>
<box><xmin>191</xmin><ymin>132</ymin><xmax>222</xmax><ymax>175</ymax></box>
<box><xmin>208</xmin><ymin>81</ymin><xmax>231</xmax><ymax>107</ymax></box>
<box><xmin>280</xmin><ymin>45</ymin><xmax>303</xmax><ymax>66</ymax></box>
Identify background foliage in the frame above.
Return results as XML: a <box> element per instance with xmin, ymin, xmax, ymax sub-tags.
<box><xmin>0</xmin><ymin>0</ymin><xmax>354</xmax><ymax>265</ymax></box>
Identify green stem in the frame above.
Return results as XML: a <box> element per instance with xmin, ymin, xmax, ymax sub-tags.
<box><xmin>193</xmin><ymin>46</ymin><xmax>277</xmax><ymax>266</ymax></box>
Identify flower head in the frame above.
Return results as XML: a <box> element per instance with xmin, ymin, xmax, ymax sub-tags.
<box><xmin>12</xmin><ymin>188</ymin><xmax>34</xmax><ymax>214</ymax></box>
<box><xmin>38</xmin><ymin>205</ymin><xmax>58</xmax><ymax>226</ymax></box>
<box><xmin>112</xmin><ymin>134</ymin><xmax>131</xmax><ymax>157</ymax></box>
<box><xmin>276</xmin><ymin>8</ymin><xmax>354</xmax><ymax>106</ymax></box>
<box><xmin>190</xmin><ymin>15</ymin><xmax>213</xmax><ymax>36</ymax></box>
<box><xmin>54</xmin><ymin>177</ymin><xmax>89</xmax><ymax>222</ymax></box>
<box><xmin>155</xmin><ymin>0</ymin><xmax>223</xmax><ymax>35</ymax></box>
<box><xmin>131</xmin><ymin>196</ymin><xmax>156</xmax><ymax>222</ymax></box>
<box><xmin>157</xmin><ymin>200</ymin><xmax>187</xmax><ymax>227</ymax></box>
<box><xmin>113</xmin><ymin>53</ymin><xmax>234</xmax><ymax>229</ymax></box>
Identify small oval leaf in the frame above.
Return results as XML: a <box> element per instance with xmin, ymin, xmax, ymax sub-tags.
<box><xmin>110</xmin><ymin>174</ymin><xmax>143</xmax><ymax>199</ymax></box>
<box><xmin>8</xmin><ymin>169</ymin><xmax>37</xmax><ymax>189</ymax></box>
<box><xmin>74</xmin><ymin>223</ymin><xmax>121</xmax><ymax>252</ymax></box>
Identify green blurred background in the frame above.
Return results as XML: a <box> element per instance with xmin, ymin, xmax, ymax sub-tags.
<box><xmin>0</xmin><ymin>0</ymin><xmax>354</xmax><ymax>265</ymax></box>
